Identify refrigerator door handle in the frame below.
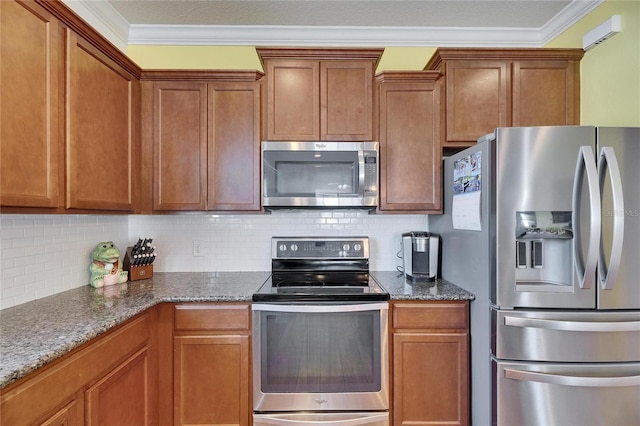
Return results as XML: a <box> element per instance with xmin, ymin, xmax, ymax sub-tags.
<box><xmin>504</xmin><ymin>368</ymin><xmax>640</xmax><ymax>387</ymax></box>
<box><xmin>572</xmin><ymin>146</ymin><xmax>600</xmax><ymax>289</ymax></box>
<box><xmin>598</xmin><ymin>146</ymin><xmax>625</xmax><ymax>290</ymax></box>
<box><xmin>504</xmin><ymin>316</ymin><xmax>640</xmax><ymax>332</ymax></box>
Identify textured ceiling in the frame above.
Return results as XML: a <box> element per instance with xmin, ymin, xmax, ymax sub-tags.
<box><xmin>106</xmin><ymin>0</ymin><xmax>573</xmax><ymax>28</ymax></box>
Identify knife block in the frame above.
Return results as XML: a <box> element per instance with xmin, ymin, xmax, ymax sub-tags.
<box><xmin>123</xmin><ymin>246</ymin><xmax>153</xmax><ymax>281</ymax></box>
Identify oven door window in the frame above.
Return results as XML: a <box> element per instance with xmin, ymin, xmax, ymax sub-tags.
<box><xmin>263</xmin><ymin>151</ymin><xmax>359</xmax><ymax>197</ymax></box>
<box><xmin>260</xmin><ymin>310</ymin><xmax>382</xmax><ymax>393</ymax></box>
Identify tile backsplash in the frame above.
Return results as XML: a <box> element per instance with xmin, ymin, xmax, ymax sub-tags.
<box><xmin>1</xmin><ymin>211</ymin><xmax>426</xmax><ymax>309</ymax></box>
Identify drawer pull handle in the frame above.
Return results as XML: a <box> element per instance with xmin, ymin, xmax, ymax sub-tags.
<box><xmin>504</xmin><ymin>316</ymin><xmax>640</xmax><ymax>332</ymax></box>
<box><xmin>504</xmin><ymin>368</ymin><xmax>640</xmax><ymax>387</ymax></box>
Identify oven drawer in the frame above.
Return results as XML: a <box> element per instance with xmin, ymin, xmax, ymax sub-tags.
<box><xmin>253</xmin><ymin>412</ymin><xmax>389</xmax><ymax>426</ymax></box>
<box><xmin>174</xmin><ymin>303</ymin><xmax>250</xmax><ymax>331</ymax></box>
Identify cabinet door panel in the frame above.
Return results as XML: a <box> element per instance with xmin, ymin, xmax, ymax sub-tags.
<box><xmin>86</xmin><ymin>347</ymin><xmax>152</xmax><ymax>426</ymax></box>
<box><xmin>39</xmin><ymin>396</ymin><xmax>83</xmax><ymax>426</ymax></box>
<box><xmin>66</xmin><ymin>31</ymin><xmax>134</xmax><ymax>211</ymax></box>
<box><xmin>512</xmin><ymin>60</ymin><xmax>580</xmax><ymax>127</ymax></box>
<box><xmin>321</xmin><ymin>61</ymin><xmax>373</xmax><ymax>141</ymax></box>
<box><xmin>1</xmin><ymin>0</ymin><xmax>60</xmax><ymax>207</ymax></box>
<box><xmin>153</xmin><ymin>82</ymin><xmax>207</xmax><ymax>210</ymax></box>
<box><xmin>208</xmin><ymin>83</ymin><xmax>261</xmax><ymax>210</ymax></box>
<box><xmin>445</xmin><ymin>61</ymin><xmax>509</xmax><ymax>144</ymax></box>
<box><xmin>379</xmin><ymin>82</ymin><xmax>441</xmax><ymax>212</ymax></box>
<box><xmin>393</xmin><ymin>333</ymin><xmax>469</xmax><ymax>426</ymax></box>
<box><xmin>265</xmin><ymin>60</ymin><xmax>319</xmax><ymax>140</ymax></box>
<box><xmin>174</xmin><ymin>335</ymin><xmax>250</xmax><ymax>426</ymax></box>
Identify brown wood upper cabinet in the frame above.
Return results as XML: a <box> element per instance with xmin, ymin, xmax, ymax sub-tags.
<box><xmin>376</xmin><ymin>72</ymin><xmax>443</xmax><ymax>213</ymax></box>
<box><xmin>144</xmin><ymin>72</ymin><xmax>263</xmax><ymax>212</ymax></box>
<box><xmin>257</xmin><ymin>48</ymin><xmax>383</xmax><ymax>141</ymax></box>
<box><xmin>65</xmin><ymin>30</ymin><xmax>138</xmax><ymax>211</ymax></box>
<box><xmin>425</xmin><ymin>48</ymin><xmax>584</xmax><ymax>150</ymax></box>
<box><xmin>1</xmin><ymin>0</ymin><xmax>141</xmax><ymax>212</ymax></box>
<box><xmin>1</xmin><ymin>0</ymin><xmax>61</xmax><ymax>208</ymax></box>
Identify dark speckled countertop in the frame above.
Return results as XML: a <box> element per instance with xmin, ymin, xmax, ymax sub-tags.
<box><xmin>0</xmin><ymin>271</ymin><xmax>473</xmax><ymax>389</ymax></box>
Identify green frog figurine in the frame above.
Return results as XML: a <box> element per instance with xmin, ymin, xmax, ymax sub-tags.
<box><xmin>90</xmin><ymin>241</ymin><xmax>128</xmax><ymax>288</ymax></box>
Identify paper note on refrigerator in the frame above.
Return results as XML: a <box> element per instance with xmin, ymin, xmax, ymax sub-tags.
<box><xmin>452</xmin><ymin>191</ymin><xmax>482</xmax><ymax>231</ymax></box>
<box><xmin>452</xmin><ymin>151</ymin><xmax>482</xmax><ymax>231</ymax></box>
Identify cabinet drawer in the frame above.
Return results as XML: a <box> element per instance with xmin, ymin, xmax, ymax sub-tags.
<box><xmin>392</xmin><ymin>302</ymin><xmax>468</xmax><ymax>330</ymax></box>
<box><xmin>174</xmin><ymin>304</ymin><xmax>250</xmax><ymax>331</ymax></box>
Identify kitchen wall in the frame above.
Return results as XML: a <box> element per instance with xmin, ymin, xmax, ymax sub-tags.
<box><xmin>0</xmin><ymin>212</ymin><xmax>426</xmax><ymax>309</ymax></box>
<box><xmin>0</xmin><ymin>214</ymin><xmax>129</xmax><ymax>309</ymax></box>
<box><xmin>545</xmin><ymin>0</ymin><xmax>640</xmax><ymax>126</ymax></box>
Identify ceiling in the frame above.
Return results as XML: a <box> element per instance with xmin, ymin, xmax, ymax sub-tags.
<box><xmin>62</xmin><ymin>0</ymin><xmax>603</xmax><ymax>50</ymax></box>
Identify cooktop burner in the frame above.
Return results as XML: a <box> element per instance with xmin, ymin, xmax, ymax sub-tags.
<box><xmin>253</xmin><ymin>237</ymin><xmax>389</xmax><ymax>303</ymax></box>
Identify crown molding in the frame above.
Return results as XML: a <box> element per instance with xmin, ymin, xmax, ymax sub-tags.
<box><xmin>128</xmin><ymin>24</ymin><xmax>546</xmax><ymax>47</ymax></box>
<box><xmin>61</xmin><ymin>0</ymin><xmax>129</xmax><ymax>52</ymax></box>
<box><xmin>540</xmin><ymin>0</ymin><xmax>603</xmax><ymax>45</ymax></box>
<box><xmin>62</xmin><ymin>0</ymin><xmax>604</xmax><ymax>49</ymax></box>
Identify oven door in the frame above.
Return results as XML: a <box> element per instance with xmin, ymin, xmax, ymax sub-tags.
<box><xmin>252</xmin><ymin>302</ymin><xmax>389</xmax><ymax>412</ymax></box>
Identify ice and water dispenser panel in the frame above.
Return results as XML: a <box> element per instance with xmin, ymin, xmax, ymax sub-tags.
<box><xmin>515</xmin><ymin>211</ymin><xmax>573</xmax><ymax>287</ymax></box>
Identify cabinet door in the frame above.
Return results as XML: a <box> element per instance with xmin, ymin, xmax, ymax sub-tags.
<box><xmin>66</xmin><ymin>31</ymin><xmax>134</xmax><ymax>211</ymax></box>
<box><xmin>264</xmin><ymin>60</ymin><xmax>319</xmax><ymax>141</ymax></box>
<box><xmin>512</xmin><ymin>60</ymin><xmax>580</xmax><ymax>127</ymax></box>
<box><xmin>445</xmin><ymin>60</ymin><xmax>509</xmax><ymax>145</ymax></box>
<box><xmin>393</xmin><ymin>333</ymin><xmax>469</xmax><ymax>426</ymax></box>
<box><xmin>153</xmin><ymin>82</ymin><xmax>208</xmax><ymax>210</ymax></box>
<box><xmin>1</xmin><ymin>0</ymin><xmax>60</xmax><ymax>208</ymax></box>
<box><xmin>174</xmin><ymin>335</ymin><xmax>250</xmax><ymax>426</ymax></box>
<box><xmin>379</xmin><ymin>82</ymin><xmax>442</xmax><ymax>212</ymax></box>
<box><xmin>86</xmin><ymin>347</ymin><xmax>152</xmax><ymax>426</ymax></box>
<box><xmin>208</xmin><ymin>82</ymin><xmax>261</xmax><ymax>210</ymax></box>
<box><xmin>65</xmin><ymin>31</ymin><xmax>135</xmax><ymax>211</ymax></box>
<box><xmin>321</xmin><ymin>61</ymin><xmax>373</xmax><ymax>141</ymax></box>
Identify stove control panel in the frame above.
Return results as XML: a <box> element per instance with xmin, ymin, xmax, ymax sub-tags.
<box><xmin>272</xmin><ymin>237</ymin><xmax>369</xmax><ymax>259</ymax></box>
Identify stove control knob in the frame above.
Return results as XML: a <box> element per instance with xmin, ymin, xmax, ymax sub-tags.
<box><xmin>339</xmin><ymin>251</ymin><xmax>347</xmax><ymax>257</ymax></box>
<box><xmin>290</xmin><ymin>243</ymin><xmax>299</xmax><ymax>252</ymax></box>
<box><xmin>353</xmin><ymin>243</ymin><xmax>362</xmax><ymax>252</ymax></box>
<box><xmin>342</xmin><ymin>243</ymin><xmax>350</xmax><ymax>251</ymax></box>
<box><xmin>279</xmin><ymin>244</ymin><xmax>287</xmax><ymax>252</ymax></box>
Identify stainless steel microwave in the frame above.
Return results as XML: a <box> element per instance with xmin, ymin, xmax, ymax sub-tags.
<box><xmin>262</xmin><ymin>141</ymin><xmax>378</xmax><ymax>209</ymax></box>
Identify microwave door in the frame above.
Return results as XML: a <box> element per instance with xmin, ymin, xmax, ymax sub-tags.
<box><xmin>262</xmin><ymin>141</ymin><xmax>375</xmax><ymax>208</ymax></box>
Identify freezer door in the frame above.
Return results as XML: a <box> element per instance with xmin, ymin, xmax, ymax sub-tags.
<box><xmin>494</xmin><ymin>126</ymin><xmax>597</xmax><ymax>309</ymax></box>
<box><xmin>597</xmin><ymin>127</ymin><xmax>640</xmax><ymax>309</ymax></box>
<box><xmin>493</xmin><ymin>360</ymin><xmax>640</xmax><ymax>426</ymax></box>
<box><xmin>492</xmin><ymin>309</ymin><xmax>640</xmax><ymax>362</ymax></box>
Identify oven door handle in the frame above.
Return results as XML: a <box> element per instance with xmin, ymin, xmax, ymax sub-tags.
<box><xmin>253</xmin><ymin>413</ymin><xmax>389</xmax><ymax>425</ymax></box>
<box><xmin>252</xmin><ymin>302</ymin><xmax>388</xmax><ymax>313</ymax></box>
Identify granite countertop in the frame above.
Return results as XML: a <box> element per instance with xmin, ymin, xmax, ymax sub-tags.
<box><xmin>0</xmin><ymin>271</ymin><xmax>473</xmax><ymax>389</ymax></box>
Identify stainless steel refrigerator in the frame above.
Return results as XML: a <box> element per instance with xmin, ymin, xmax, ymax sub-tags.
<box><xmin>430</xmin><ymin>126</ymin><xmax>640</xmax><ymax>426</ymax></box>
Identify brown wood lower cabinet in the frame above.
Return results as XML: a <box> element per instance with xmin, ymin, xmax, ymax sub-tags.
<box><xmin>391</xmin><ymin>301</ymin><xmax>470</xmax><ymax>426</ymax></box>
<box><xmin>169</xmin><ymin>303</ymin><xmax>251</xmax><ymax>426</ymax></box>
<box><xmin>0</xmin><ymin>310</ymin><xmax>157</xmax><ymax>426</ymax></box>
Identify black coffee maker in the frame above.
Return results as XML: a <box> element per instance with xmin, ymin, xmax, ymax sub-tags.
<box><xmin>402</xmin><ymin>231</ymin><xmax>440</xmax><ymax>281</ymax></box>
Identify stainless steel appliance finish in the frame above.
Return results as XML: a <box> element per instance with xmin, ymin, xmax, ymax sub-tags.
<box><xmin>401</xmin><ymin>231</ymin><xmax>439</xmax><ymax>281</ymax></box>
<box><xmin>430</xmin><ymin>126</ymin><xmax>640</xmax><ymax>426</ymax></box>
<box><xmin>254</xmin><ymin>412</ymin><xmax>389</xmax><ymax>426</ymax></box>
<box><xmin>252</xmin><ymin>237</ymin><xmax>390</xmax><ymax>424</ymax></box>
<box><xmin>262</xmin><ymin>141</ymin><xmax>378</xmax><ymax>209</ymax></box>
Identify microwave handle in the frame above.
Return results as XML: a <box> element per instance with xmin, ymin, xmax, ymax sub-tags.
<box><xmin>358</xmin><ymin>150</ymin><xmax>365</xmax><ymax>198</ymax></box>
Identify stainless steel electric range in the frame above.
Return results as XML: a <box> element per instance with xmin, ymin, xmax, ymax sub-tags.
<box><xmin>252</xmin><ymin>237</ymin><xmax>390</xmax><ymax>426</ymax></box>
